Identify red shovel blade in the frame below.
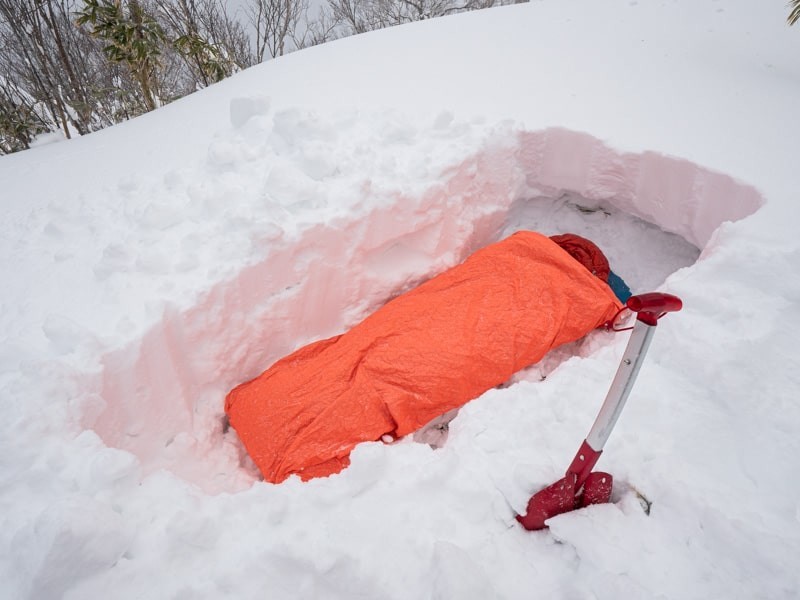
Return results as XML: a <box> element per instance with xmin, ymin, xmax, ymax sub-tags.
<box><xmin>580</xmin><ymin>471</ymin><xmax>613</xmax><ymax>507</ymax></box>
<box><xmin>516</xmin><ymin>471</ymin><xmax>615</xmax><ymax>530</ymax></box>
<box><xmin>516</xmin><ymin>473</ymin><xmax>578</xmax><ymax>530</ymax></box>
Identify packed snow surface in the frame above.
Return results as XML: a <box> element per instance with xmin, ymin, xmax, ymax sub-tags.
<box><xmin>2</xmin><ymin>1</ymin><xmax>799</xmax><ymax>599</ymax></box>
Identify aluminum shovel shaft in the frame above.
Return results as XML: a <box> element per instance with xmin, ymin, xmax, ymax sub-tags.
<box><xmin>517</xmin><ymin>292</ymin><xmax>682</xmax><ymax>530</ymax></box>
<box><xmin>585</xmin><ymin>318</ymin><xmax>656</xmax><ymax>454</ymax></box>
<box><xmin>562</xmin><ymin>318</ymin><xmax>655</xmax><ymax>491</ymax></box>
<box><xmin>574</xmin><ymin>292</ymin><xmax>682</xmax><ymax>479</ymax></box>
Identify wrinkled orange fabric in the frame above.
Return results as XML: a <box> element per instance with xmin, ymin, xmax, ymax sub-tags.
<box><xmin>225</xmin><ymin>231</ymin><xmax>622</xmax><ymax>483</ymax></box>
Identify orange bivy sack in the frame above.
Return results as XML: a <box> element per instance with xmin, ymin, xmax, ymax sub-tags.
<box><xmin>225</xmin><ymin>231</ymin><xmax>622</xmax><ymax>483</ymax></box>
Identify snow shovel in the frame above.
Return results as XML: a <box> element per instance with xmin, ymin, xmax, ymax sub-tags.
<box><xmin>516</xmin><ymin>292</ymin><xmax>683</xmax><ymax>530</ymax></box>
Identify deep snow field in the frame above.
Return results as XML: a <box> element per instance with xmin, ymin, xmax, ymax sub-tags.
<box><xmin>2</xmin><ymin>1</ymin><xmax>800</xmax><ymax>599</ymax></box>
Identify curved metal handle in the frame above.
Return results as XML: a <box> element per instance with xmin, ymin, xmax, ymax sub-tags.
<box><xmin>585</xmin><ymin>318</ymin><xmax>656</xmax><ymax>455</ymax></box>
<box><xmin>585</xmin><ymin>292</ymin><xmax>682</xmax><ymax>455</ymax></box>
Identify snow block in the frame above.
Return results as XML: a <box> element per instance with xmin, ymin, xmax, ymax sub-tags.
<box><xmin>225</xmin><ymin>231</ymin><xmax>621</xmax><ymax>483</ymax></box>
<box><xmin>229</xmin><ymin>95</ymin><xmax>271</xmax><ymax>128</ymax></box>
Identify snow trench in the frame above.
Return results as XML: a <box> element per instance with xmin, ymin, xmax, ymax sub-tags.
<box><xmin>84</xmin><ymin>125</ymin><xmax>763</xmax><ymax>493</ymax></box>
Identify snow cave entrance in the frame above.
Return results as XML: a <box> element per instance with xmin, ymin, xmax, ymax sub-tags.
<box><xmin>86</xmin><ymin>128</ymin><xmax>763</xmax><ymax>493</ymax></box>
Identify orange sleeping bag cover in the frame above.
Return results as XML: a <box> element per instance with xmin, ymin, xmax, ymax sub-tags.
<box><xmin>225</xmin><ymin>231</ymin><xmax>622</xmax><ymax>483</ymax></box>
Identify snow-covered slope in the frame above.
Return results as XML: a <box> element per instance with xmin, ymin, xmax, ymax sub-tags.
<box><xmin>1</xmin><ymin>1</ymin><xmax>799</xmax><ymax>599</ymax></box>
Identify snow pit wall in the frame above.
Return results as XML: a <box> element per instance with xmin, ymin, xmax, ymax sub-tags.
<box><xmin>86</xmin><ymin>127</ymin><xmax>763</xmax><ymax>492</ymax></box>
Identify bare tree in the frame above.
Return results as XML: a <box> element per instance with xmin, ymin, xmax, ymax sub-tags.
<box><xmin>154</xmin><ymin>0</ymin><xmax>253</xmax><ymax>88</ymax></box>
<box><xmin>0</xmin><ymin>76</ymin><xmax>50</xmax><ymax>152</ymax></box>
<box><xmin>1</xmin><ymin>0</ymin><xmax>84</xmax><ymax>138</ymax></box>
<box><xmin>247</xmin><ymin>0</ymin><xmax>306</xmax><ymax>61</ymax></box>
<box><xmin>201</xmin><ymin>1</ymin><xmax>253</xmax><ymax>69</ymax></box>
<box><xmin>790</xmin><ymin>0</ymin><xmax>800</xmax><ymax>25</ymax></box>
<box><xmin>0</xmin><ymin>0</ymin><xmax>515</xmax><ymax>155</ymax></box>
<box><xmin>0</xmin><ymin>0</ymin><xmax>255</xmax><ymax>154</ymax></box>
<box><xmin>328</xmin><ymin>0</ymin><xmax>378</xmax><ymax>34</ymax></box>
<box><xmin>0</xmin><ymin>0</ymin><xmax>166</xmax><ymax>152</ymax></box>
<box><xmin>328</xmin><ymin>0</ymin><xmax>497</xmax><ymax>34</ymax></box>
<box><xmin>291</xmin><ymin>4</ymin><xmax>341</xmax><ymax>49</ymax></box>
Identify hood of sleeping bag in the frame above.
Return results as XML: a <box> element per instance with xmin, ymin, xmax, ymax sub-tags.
<box><xmin>550</xmin><ymin>233</ymin><xmax>611</xmax><ymax>282</ymax></box>
<box><xmin>225</xmin><ymin>231</ymin><xmax>622</xmax><ymax>483</ymax></box>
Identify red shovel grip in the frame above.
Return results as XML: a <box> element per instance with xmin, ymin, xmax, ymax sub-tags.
<box><xmin>627</xmin><ymin>293</ymin><xmax>682</xmax><ymax>325</ymax></box>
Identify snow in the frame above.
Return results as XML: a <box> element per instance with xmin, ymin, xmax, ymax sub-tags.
<box><xmin>2</xmin><ymin>0</ymin><xmax>800</xmax><ymax>598</ymax></box>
